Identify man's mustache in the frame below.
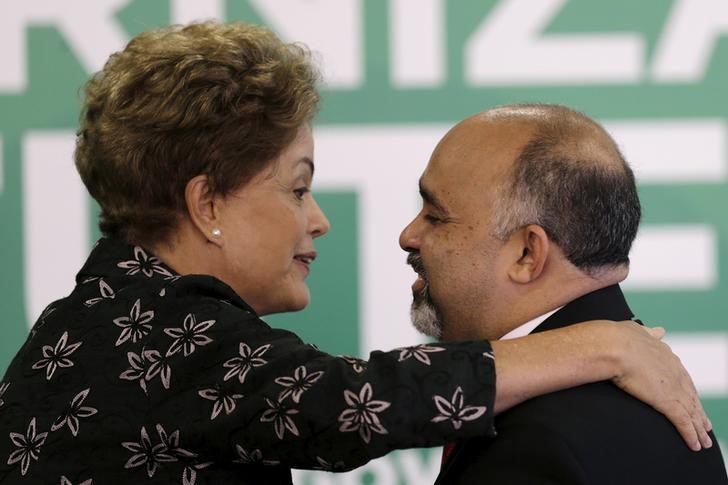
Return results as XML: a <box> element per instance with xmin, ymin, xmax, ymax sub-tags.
<box><xmin>407</xmin><ymin>252</ymin><xmax>426</xmax><ymax>279</ymax></box>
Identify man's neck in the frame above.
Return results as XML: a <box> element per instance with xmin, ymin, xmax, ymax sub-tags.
<box><xmin>492</xmin><ymin>264</ymin><xmax>628</xmax><ymax>340</ymax></box>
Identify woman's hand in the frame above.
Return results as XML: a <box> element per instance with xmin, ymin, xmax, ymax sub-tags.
<box><xmin>490</xmin><ymin>320</ymin><xmax>712</xmax><ymax>451</ymax></box>
<box><xmin>609</xmin><ymin>322</ymin><xmax>711</xmax><ymax>451</ymax></box>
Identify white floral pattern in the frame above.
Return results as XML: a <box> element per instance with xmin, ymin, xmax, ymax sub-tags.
<box><xmin>31</xmin><ymin>331</ymin><xmax>82</xmax><ymax>380</ymax></box>
<box><xmin>198</xmin><ymin>387</ymin><xmax>244</xmax><ymax>420</ymax></box>
<box><xmin>118</xmin><ymin>349</ymin><xmax>171</xmax><ymax>393</ymax></box>
<box><xmin>0</xmin><ymin>381</ymin><xmax>8</xmax><ymax>407</ymax></box>
<box><xmin>51</xmin><ymin>388</ymin><xmax>99</xmax><ymax>437</ymax></box>
<box><xmin>7</xmin><ymin>417</ymin><xmax>48</xmax><ymax>476</ymax></box>
<box><xmin>155</xmin><ymin>424</ymin><xmax>197</xmax><ymax>460</ymax></box>
<box><xmin>117</xmin><ymin>246</ymin><xmax>173</xmax><ymax>278</ymax></box>
<box><xmin>158</xmin><ymin>276</ymin><xmax>181</xmax><ymax>297</ymax></box>
<box><xmin>274</xmin><ymin>365</ymin><xmax>324</xmax><ymax>403</ymax></box>
<box><xmin>38</xmin><ymin>305</ymin><xmax>57</xmax><ymax>324</ymax></box>
<box><xmin>121</xmin><ymin>425</ymin><xmax>176</xmax><ymax>478</ymax></box>
<box><xmin>28</xmin><ymin>306</ymin><xmax>56</xmax><ymax>341</ymax></box>
<box><xmin>313</xmin><ymin>456</ymin><xmax>346</xmax><ymax>472</ymax></box>
<box><xmin>222</xmin><ymin>342</ymin><xmax>270</xmax><ymax>383</ymax></box>
<box><xmin>144</xmin><ymin>350</ymin><xmax>172</xmax><ymax>390</ymax></box>
<box><xmin>339</xmin><ymin>355</ymin><xmax>367</xmax><ymax>373</ymax></box>
<box><xmin>337</xmin><ymin>383</ymin><xmax>391</xmax><ymax>443</ymax></box>
<box><xmin>84</xmin><ymin>278</ymin><xmax>115</xmax><ymax>307</ymax></box>
<box><xmin>156</xmin><ymin>424</ymin><xmax>207</xmax><ymax>485</ymax></box>
<box><xmin>431</xmin><ymin>386</ymin><xmax>487</xmax><ymax>430</ymax></box>
<box><xmin>60</xmin><ymin>476</ymin><xmax>93</xmax><ymax>485</ymax></box>
<box><xmin>164</xmin><ymin>313</ymin><xmax>215</xmax><ymax>357</ymax></box>
<box><xmin>119</xmin><ymin>350</ymin><xmax>151</xmax><ymax>394</ymax></box>
<box><xmin>260</xmin><ymin>398</ymin><xmax>300</xmax><ymax>440</ymax></box>
<box><xmin>113</xmin><ymin>298</ymin><xmax>154</xmax><ymax>346</ymax></box>
<box><xmin>234</xmin><ymin>444</ymin><xmax>280</xmax><ymax>465</ymax></box>
<box><xmin>182</xmin><ymin>462</ymin><xmax>213</xmax><ymax>485</ymax></box>
<box><xmin>396</xmin><ymin>344</ymin><xmax>446</xmax><ymax>365</ymax></box>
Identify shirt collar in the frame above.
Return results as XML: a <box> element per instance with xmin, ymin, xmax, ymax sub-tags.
<box><xmin>499</xmin><ymin>306</ymin><xmax>563</xmax><ymax>340</ymax></box>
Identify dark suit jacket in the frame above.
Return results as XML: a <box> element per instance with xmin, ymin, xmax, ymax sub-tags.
<box><xmin>435</xmin><ymin>285</ymin><xmax>728</xmax><ymax>485</ymax></box>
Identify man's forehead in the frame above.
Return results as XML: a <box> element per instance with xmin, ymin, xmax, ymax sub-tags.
<box><xmin>418</xmin><ymin>175</ymin><xmax>449</xmax><ymax>213</ymax></box>
<box><xmin>428</xmin><ymin>119</ymin><xmax>531</xmax><ymax>181</ymax></box>
<box><xmin>416</xmin><ymin>119</ymin><xmax>534</xmax><ymax>218</ymax></box>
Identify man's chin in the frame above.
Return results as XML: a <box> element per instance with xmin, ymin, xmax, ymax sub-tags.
<box><xmin>410</xmin><ymin>302</ymin><xmax>443</xmax><ymax>340</ymax></box>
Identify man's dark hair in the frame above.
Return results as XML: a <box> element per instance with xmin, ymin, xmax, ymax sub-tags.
<box><xmin>491</xmin><ymin>104</ymin><xmax>641</xmax><ymax>273</ymax></box>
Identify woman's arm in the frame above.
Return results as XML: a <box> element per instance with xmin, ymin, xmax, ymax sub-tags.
<box><xmin>490</xmin><ymin>320</ymin><xmax>711</xmax><ymax>451</ymax></box>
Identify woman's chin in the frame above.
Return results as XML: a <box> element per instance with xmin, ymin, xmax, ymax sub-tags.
<box><xmin>285</xmin><ymin>296</ymin><xmax>310</xmax><ymax>313</ymax></box>
<box><xmin>290</xmin><ymin>290</ymin><xmax>311</xmax><ymax>312</ymax></box>
<box><xmin>258</xmin><ymin>290</ymin><xmax>310</xmax><ymax>316</ymax></box>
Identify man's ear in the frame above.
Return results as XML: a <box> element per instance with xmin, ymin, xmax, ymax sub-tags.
<box><xmin>507</xmin><ymin>224</ymin><xmax>550</xmax><ymax>284</ymax></box>
<box><xmin>185</xmin><ymin>175</ymin><xmax>223</xmax><ymax>247</ymax></box>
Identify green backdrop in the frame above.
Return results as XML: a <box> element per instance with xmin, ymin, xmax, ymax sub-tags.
<box><xmin>1</xmin><ymin>1</ymin><xmax>726</xmax><ymax>483</ymax></box>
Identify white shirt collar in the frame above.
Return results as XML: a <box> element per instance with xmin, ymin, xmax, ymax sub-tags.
<box><xmin>499</xmin><ymin>306</ymin><xmax>563</xmax><ymax>340</ymax></box>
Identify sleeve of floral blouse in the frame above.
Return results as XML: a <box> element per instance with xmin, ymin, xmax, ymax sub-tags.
<box><xmin>176</xmin><ymin>297</ymin><xmax>496</xmax><ymax>471</ymax></box>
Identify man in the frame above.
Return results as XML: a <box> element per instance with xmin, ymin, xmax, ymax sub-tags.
<box><xmin>399</xmin><ymin>103</ymin><xmax>728</xmax><ymax>484</ymax></box>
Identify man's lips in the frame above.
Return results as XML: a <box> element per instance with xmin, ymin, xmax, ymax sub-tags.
<box><xmin>412</xmin><ymin>275</ymin><xmax>426</xmax><ymax>294</ymax></box>
<box><xmin>406</xmin><ymin>253</ymin><xmax>427</xmax><ymax>294</ymax></box>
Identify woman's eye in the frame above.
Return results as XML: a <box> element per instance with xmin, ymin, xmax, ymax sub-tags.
<box><xmin>424</xmin><ymin>214</ymin><xmax>442</xmax><ymax>224</ymax></box>
<box><xmin>293</xmin><ymin>187</ymin><xmax>310</xmax><ymax>200</ymax></box>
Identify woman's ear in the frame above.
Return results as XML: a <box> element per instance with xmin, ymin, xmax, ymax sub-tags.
<box><xmin>507</xmin><ymin>224</ymin><xmax>550</xmax><ymax>284</ymax></box>
<box><xmin>185</xmin><ymin>175</ymin><xmax>223</xmax><ymax>246</ymax></box>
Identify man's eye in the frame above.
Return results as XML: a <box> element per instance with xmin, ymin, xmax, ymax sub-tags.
<box><xmin>424</xmin><ymin>214</ymin><xmax>442</xmax><ymax>224</ymax></box>
<box><xmin>294</xmin><ymin>187</ymin><xmax>310</xmax><ymax>200</ymax></box>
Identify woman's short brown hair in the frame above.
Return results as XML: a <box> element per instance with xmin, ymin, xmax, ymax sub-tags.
<box><xmin>75</xmin><ymin>21</ymin><xmax>320</xmax><ymax>247</ymax></box>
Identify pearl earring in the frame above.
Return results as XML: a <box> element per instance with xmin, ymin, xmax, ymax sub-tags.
<box><xmin>211</xmin><ymin>228</ymin><xmax>221</xmax><ymax>237</ymax></box>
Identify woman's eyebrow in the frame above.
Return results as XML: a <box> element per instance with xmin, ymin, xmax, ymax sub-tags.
<box><xmin>300</xmin><ymin>157</ymin><xmax>314</xmax><ymax>177</ymax></box>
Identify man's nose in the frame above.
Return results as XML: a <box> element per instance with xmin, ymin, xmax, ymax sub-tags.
<box><xmin>399</xmin><ymin>217</ymin><xmax>420</xmax><ymax>252</ymax></box>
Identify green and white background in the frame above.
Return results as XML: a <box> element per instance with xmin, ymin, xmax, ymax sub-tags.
<box><xmin>1</xmin><ymin>0</ymin><xmax>727</xmax><ymax>482</ymax></box>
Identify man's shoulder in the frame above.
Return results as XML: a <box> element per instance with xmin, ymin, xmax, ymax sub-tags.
<box><xmin>480</xmin><ymin>381</ymin><xmax>728</xmax><ymax>483</ymax></box>
<box><xmin>492</xmin><ymin>383</ymin><xmax>642</xmax><ymax>442</ymax></box>
<box><xmin>497</xmin><ymin>380</ymin><xmax>655</xmax><ymax>430</ymax></box>
<box><xmin>440</xmin><ymin>382</ymin><xmax>727</xmax><ymax>484</ymax></box>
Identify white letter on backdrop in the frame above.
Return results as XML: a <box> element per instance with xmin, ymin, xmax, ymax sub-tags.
<box><xmin>0</xmin><ymin>0</ymin><xmax>131</xmax><ymax>92</ymax></box>
<box><xmin>652</xmin><ymin>0</ymin><xmax>728</xmax><ymax>82</ymax></box>
<box><xmin>249</xmin><ymin>0</ymin><xmax>363</xmax><ymax>88</ymax></box>
<box><xmin>389</xmin><ymin>0</ymin><xmax>445</xmax><ymax>87</ymax></box>
<box><xmin>465</xmin><ymin>0</ymin><xmax>643</xmax><ymax>85</ymax></box>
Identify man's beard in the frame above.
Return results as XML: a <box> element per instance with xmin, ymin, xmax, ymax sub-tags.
<box><xmin>407</xmin><ymin>253</ymin><xmax>444</xmax><ymax>339</ymax></box>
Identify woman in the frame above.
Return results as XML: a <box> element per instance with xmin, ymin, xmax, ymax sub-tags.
<box><xmin>0</xmin><ymin>21</ymin><xmax>709</xmax><ymax>485</ymax></box>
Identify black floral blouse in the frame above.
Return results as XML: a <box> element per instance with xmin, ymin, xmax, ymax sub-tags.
<box><xmin>0</xmin><ymin>238</ymin><xmax>496</xmax><ymax>484</ymax></box>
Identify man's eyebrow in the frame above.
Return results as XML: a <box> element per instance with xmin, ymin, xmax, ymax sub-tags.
<box><xmin>419</xmin><ymin>179</ymin><xmax>448</xmax><ymax>214</ymax></box>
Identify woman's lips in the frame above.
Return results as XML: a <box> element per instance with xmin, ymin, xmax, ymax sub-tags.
<box><xmin>294</xmin><ymin>252</ymin><xmax>316</xmax><ymax>275</ymax></box>
<box><xmin>295</xmin><ymin>251</ymin><xmax>316</xmax><ymax>264</ymax></box>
